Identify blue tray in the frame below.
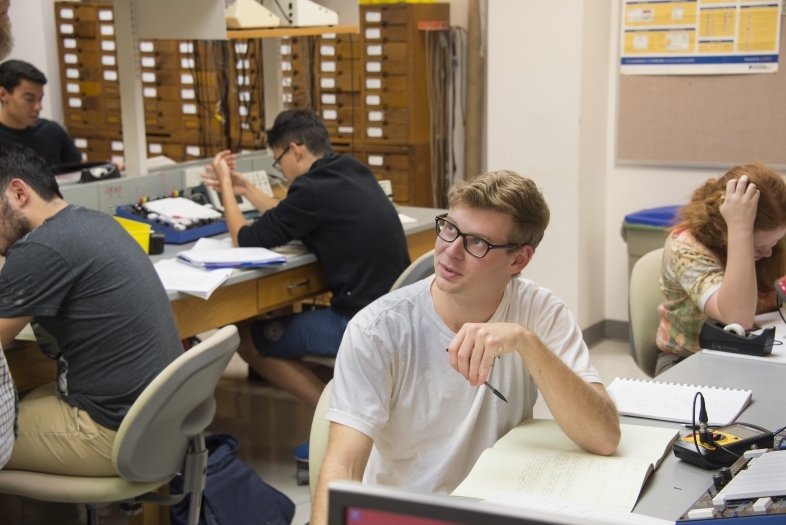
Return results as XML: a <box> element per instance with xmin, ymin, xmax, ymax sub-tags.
<box><xmin>115</xmin><ymin>206</ymin><xmax>228</xmax><ymax>244</ymax></box>
<box><xmin>624</xmin><ymin>205</ymin><xmax>682</xmax><ymax>228</ymax></box>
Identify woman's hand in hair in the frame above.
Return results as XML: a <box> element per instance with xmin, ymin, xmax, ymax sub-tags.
<box><xmin>720</xmin><ymin>175</ymin><xmax>760</xmax><ymax>235</ymax></box>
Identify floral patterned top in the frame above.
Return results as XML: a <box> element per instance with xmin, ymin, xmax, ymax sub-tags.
<box><xmin>656</xmin><ymin>228</ymin><xmax>776</xmax><ymax>354</ymax></box>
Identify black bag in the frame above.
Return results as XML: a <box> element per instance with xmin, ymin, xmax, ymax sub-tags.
<box><xmin>170</xmin><ymin>433</ymin><xmax>295</xmax><ymax>525</ymax></box>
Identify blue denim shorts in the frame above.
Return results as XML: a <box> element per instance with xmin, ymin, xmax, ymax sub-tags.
<box><xmin>249</xmin><ymin>307</ymin><xmax>351</xmax><ymax>360</ymax></box>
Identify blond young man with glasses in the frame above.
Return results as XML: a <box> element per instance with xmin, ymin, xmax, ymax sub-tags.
<box><xmin>312</xmin><ymin>170</ymin><xmax>621</xmax><ymax>525</ymax></box>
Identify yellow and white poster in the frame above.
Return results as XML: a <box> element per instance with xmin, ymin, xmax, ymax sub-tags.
<box><xmin>620</xmin><ymin>0</ymin><xmax>783</xmax><ymax>74</ymax></box>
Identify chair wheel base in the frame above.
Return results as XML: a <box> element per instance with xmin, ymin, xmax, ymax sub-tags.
<box><xmin>296</xmin><ymin>460</ymin><xmax>309</xmax><ymax>485</ymax></box>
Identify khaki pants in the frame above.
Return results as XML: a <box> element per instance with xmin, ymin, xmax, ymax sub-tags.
<box><xmin>5</xmin><ymin>383</ymin><xmax>117</xmax><ymax>476</ymax></box>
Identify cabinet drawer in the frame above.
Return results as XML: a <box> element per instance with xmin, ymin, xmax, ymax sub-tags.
<box><xmin>57</xmin><ymin>3</ymin><xmax>99</xmax><ymax>23</ymax></box>
<box><xmin>364</xmin><ymin>59</ymin><xmax>406</xmax><ymax>76</ymax></box>
<box><xmin>364</xmin><ymin>91</ymin><xmax>408</xmax><ymax>109</ymax></box>
<box><xmin>363</xmin><ymin>25</ymin><xmax>408</xmax><ymax>43</ymax></box>
<box><xmin>318</xmin><ymin>42</ymin><xmax>362</xmax><ymax>61</ymax></box>
<box><xmin>364</xmin><ymin>76</ymin><xmax>407</xmax><ymax>93</ymax></box>
<box><xmin>318</xmin><ymin>92</ymin><xmax>358</xmax><ymax>108</ymax></box>
<box><xmin>138</xmin><ymin>40</ymin><xmax>180</xmax><ymax>56</ymax></box>
<box><xmin>139</xmin><ymin>54</ymin><xmax>179</xmax><ymax>71</ymax></box>
<box><xmin>362</xmin><ymin>6</ymin><xmax>408</xmax><ymax>26</ymax></box>
<box><xmin>257</xmin><ymin>264</ymin><xmax>329</xmax><ymax>312</ymax></box>
<box><xmin>317</xmin><ymin>73</ymin><xmax>363</xmax><ymax>93</ymax></box>
<box><xmin>172</xmin><ymin>281</ymin><xmax>258</xmax><ymax>339</ymax></box>
<box><xmin>366</xmin><ymin>123</ymin><xmax>407</xmax><ymax>142</ymax></box>
<box><xmin>326</xmin><ymin>125</ymin><xmax>362</xmax><ymax>143</ymax></box>
<box><xmin>365</xmin><ymin>42</ymin><xmax>406</xmax><ymax>61</ymax></box>
<box><xmin>60</xmin><ymin>37</ymin><xmax>100</xmax><ymax>54</ymax></box>
<box><xmin>366</xmin><ymin>108</ymin><xmax>407</xmax><ymax>126</ymax></box>
<box><xmin>58</xmin><ymin>21</ymin><xmax>97</xmax><ymax>39</ymax></box>
<box><xmin>321</xmin><ymin>107</ymin><xmax>363</xmax><ymax>128</ymax></box>
<box><xmin>365</xmin><ymin>152</ymin><xmax>409</xmax><ymax>171</ymax></box>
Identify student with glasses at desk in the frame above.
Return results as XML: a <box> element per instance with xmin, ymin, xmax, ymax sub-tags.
<box><xmin>311</xmin><ymin>170</ymin><xmax>621</xmax><ymax>525</ymax></box>
<box><xmin>203</xmin><ymin>109</ymin><xmax>410</xmax><ymax>462</ymax></box>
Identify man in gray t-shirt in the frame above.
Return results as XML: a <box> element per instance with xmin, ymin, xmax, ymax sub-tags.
<box><xmin>0</xmin><ymin>142</ymin><xmax>181</xmax><ymax>476</ymax></box>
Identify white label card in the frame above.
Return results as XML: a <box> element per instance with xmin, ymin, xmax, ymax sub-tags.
<box><xmin>237</xmin><ymin>75</ymin><xmax>249</xmax><ymax>86</ymax></box>
<box><xmin>63</xmin><ymin>38</ymin><xmax>76</xmax><ymax>49</ymax></box>
<box><xmin>181</xmin><ymin>89</ymin><xmax>196</xmax><ymax>99</ymax></box>
<box><xmin>186</xmin><ymin>146</ymin><xmax>201</xmax><ymax>157</ymax></box>
<box><xmin>99</xmin><ymin>10</ymin><xmax>113</xmax><ymax>21</ymax></box>
<box><xmin>281</xmin><ymin>61</ymin><xmax>292</xmax><ymax>71</ymax></box>
<box><xmin>68</xmin><ymin>98</ymin><xmax>82</xmax><ymax>108</ymax></box>
<box><xmin>141</xmin><ymin>57</ymin><xmax>155</xmax><ymax>68</ymax></box>
<box><xmin>181</xmin><ymin>73</ymin><xmax>194</xmax><ymax>84</ymax></box>
<box><xmin>111</xmin><ymin>155</ymin><xmax>124</xmax><ymax>164</ymax></box>
<box><xmin>321</xmin><ymin>61</ymin><xmax>336</xmax><ymax>72</ymax></box>
<box><xmin>111</xmin><ymin>141</ymin><xmax>124</xmax><ymax>152</ymax></box>
<box><xmin>237</xmin><ymin>59</ymin><xmax>250</xmax><ymax>69</ymax></box>
<box><xmin>66</xmin><ymin>69</ymin><xmax>79</xmax><ymax>79</ymax></box>
<box><xmin>66</xmin><ymin>83</ymin><xmax>80</xmax><ymax>94</ymax></box>
<box><xmin>322</xmin><ymin>33</ymin><xmax>336</xmax><ymax>39</ymax></box>
<box><xmin>101</xmin><ymin>55</ymin><xmax>116</xmax><ymax>66</ymax></box>
<box><xmin>366</xmin><ymin>78</ymin><xmax>382</xmax><ymax>89</ymax></box>
<box><xmin>366</xmin><ymin>95</ymin><xmax>381</xmax><ymax>105</ymax></box>
<box><xmin>321</xmin><ymin>77</ymin><xmax>336</xmax><ymax>88</ymax></box>
<box><xmin>181</xmin><ymin>42</ymin><xmax>195</xmax><ymax>54</ymax></box>
<box><xmin>282</xmin><ymin>77</ymin><xmax>293</xmax><ymax>87</ymax></box>
<box><xmin>322</xmin><ymin>109</ymin><xmax>338</xmax><ymax>120</ymax></box>
<box><xmin>366</xmin><ymin>11</ymin><xmax>382</xmax><ymax>23</ymax></box>
<box><xmin>367</xmin><ymin>127</ymin><xmax>383</xmax><ymax>138</ymax></box>
<box><xmin>59</xmin><ymin>24</ymin><xmax>74</xmax><ymax>34</ymax></box>
<box><xmin>149</xmin><ymin>144</ymin><xmax>163</xmax><ymax>154</ymax></box>
<box><xmin>60</xmin><ymin>9</ymin><xmax>74</xmax><ymax>19</ymax></box>
<box><xmin>181</xmin><ymin>58</ymin><xmax>195</xmax><ymax>69</ymax></box>
<box><xmin>280</xmin><ymin>44</ymin><xmax>291</xmax><ymax>55</ymax></box>
<box><xmin>234</xmin><ymin>43</ymin><xmax>247</xmax><ymax>54</ymax></box>
<box><xmin>101</xmin><ymin>40</ymin><xmax>116</xmax><ymax>51</ymax></box>
<box><xmin>367</xmin><ymin>45</ymin><xmax>383</xmax><ymax>56</ymax></box>
<box><xmin>320</xmin><ymin>45</ymin><xmax>336</xmax><ymax>56</ymax></box>
<box><xmin>104</xmin><ymin>70</ymin><xmax>118</xmax><ymax>81</ymax></box>
<box><xmin>142</xmin><ymin>72</ymin><xmax>156</xmax><ymax>83</ymax></box>
<box><xmin>238</xmin><ymin>91</ymin><xmax>251</xmax><ymax>102</ymax></box>
<box><xmin>338</xmin><ymin>126</ymin><xmax>354</xmax><ymax>133</ymax></box>
<box><xmin>182</xmin><ymin>104</ymin><xmax>198</xmax><ymax>115</ymax></box>
<box><xmin>368</xmin><ymin>155</ymin><xmax>384</xmax><ymax>166</ymax></box>
<box><xmin>64</xmin><ymin>54</ymin><xmax>78</xmax><ymax>64</ymax></box>
<box><xmin>239</xmin><ymin>106</ymin><xmax>249</xmax><ymax>117</ymax></box>
<box><xmin>140</xmin><ymin>42</ymin><xmax>154</xmax><ymax>53</ymax></box>
<box><xmin>321</xmin><ymin>94</ymin><xmax>337</xmax><ymax>104</ymax></box>
<box><xmin>366</xmin><ymin>62</ymin><xmax>382</xmax><ymax>73</ymax></box>
<box><xmin>368</xmin><ymin>111</ymin><xmax>383</xmax><ymax>122</ymax></box>
<box><xmin>365</xmin><ymin>28</ymin><xmax>381</xmax><ymax>39</ymax></box>
<box><xmin>143</xmin><ymin>87</ymin><xmax>157</xmax><ymax>98</ymax></box>
<box><xmin>75</xmin><ymin>138</ymin><xmax>88</xmax><ymax>149</ymax></box>
<box><xmin>100</xmin><ymin>25</ymin><xmax>114</xmax><ymax>36</ymax></box>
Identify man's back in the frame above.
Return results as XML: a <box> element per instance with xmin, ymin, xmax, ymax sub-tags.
<box><xmin>0</xmin><ymin>205</ymin><xmax>181</xmax><ymax>429</ymax></box>
<box><xmin>239</xmin><ymin>153</ymin><xmax>411</xmax><ymax>316</ymax></box>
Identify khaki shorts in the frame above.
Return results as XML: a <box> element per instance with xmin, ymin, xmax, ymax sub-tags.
<box><xmin>5</xmin><ymin>383</ymin><xmax>117</xmax><ymax>476</ymax></box>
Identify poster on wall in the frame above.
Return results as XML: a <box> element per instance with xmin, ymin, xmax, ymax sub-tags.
<box><xmin>620</xmin><ymin>0</ymin><xmax>783</xmax><ymax>75</ymax></box>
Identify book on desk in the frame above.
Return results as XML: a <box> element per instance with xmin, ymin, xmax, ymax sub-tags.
<box><xmin>451</xmin><ymin>419</ymin><xmax>678</xmax><ymax>512</ymax></box>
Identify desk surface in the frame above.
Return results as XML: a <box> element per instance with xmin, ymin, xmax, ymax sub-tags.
<box><xmin>153</xmin><ymin>205</ymin><xmax>441</xmax><ymax>302</ymax></box>
<box><xmin>631</xmin><ymin>351</ymin><xmax>786</xmax><ymax>520</ymax></box>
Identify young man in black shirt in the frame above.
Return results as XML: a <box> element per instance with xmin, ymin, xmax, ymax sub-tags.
<box><xmin>0</xmin><ymin>60</ymin><xmax>82</xmax><ymax>168</ymax></box>
<box><xmin>205</xmin><ymin>110</ymin><xmax>410</xmax><ymax>424</ymax></box>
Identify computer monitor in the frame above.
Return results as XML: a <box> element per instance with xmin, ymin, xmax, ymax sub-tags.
<box><xmin>328</xmin><ymin>481</ymin><xmax>607</xmax><ymax>525</ymax></box>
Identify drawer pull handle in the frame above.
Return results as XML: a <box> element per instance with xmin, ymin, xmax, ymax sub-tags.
<box><xmin>287</xmin><ymin>279</ymin><xmax>311</xmax><ymax>290</ymax></box>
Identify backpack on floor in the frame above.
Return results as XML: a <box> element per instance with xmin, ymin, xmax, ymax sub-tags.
<box><xmin>170</xmin><ymin>433</ymin><xmax>296</xmax><ymax>525</ymax></box>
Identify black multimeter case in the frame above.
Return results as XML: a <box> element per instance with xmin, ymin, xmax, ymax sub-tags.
<box><xmin>673</xmin><ymin>422</ymin><xmax>774</xmax><ymax>469</ymax></box>
<box><xmin>698</xmin><ymin>319</ymin><xmax>775</xmax><ymax>357</ymax></box>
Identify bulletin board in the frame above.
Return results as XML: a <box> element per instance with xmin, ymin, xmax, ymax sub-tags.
<box><xmin>617</xmin><ymin>21</ymin><xmax>786</xmax><ymax>167</ymax></box>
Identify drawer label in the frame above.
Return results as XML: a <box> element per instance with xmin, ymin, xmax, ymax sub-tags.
<box><xmin>140</xmin><ymin>42</ymin><xmax>155</xmax><ymax>53</ymax></box>
<box><xmin>104</xmin><ymin>70</ymin><xmax>118</xmax><ymax>81</ymax></box>
<box><xmin>366</xmin><ymin>61</ymin><xmax>382</xmax><ymax>73</ymax></box>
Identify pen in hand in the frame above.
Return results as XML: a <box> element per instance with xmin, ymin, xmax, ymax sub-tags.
<box><xmin>445</xmin><ymin>348</ymin><xmax>508</xmax><ymax>403</ymax></box>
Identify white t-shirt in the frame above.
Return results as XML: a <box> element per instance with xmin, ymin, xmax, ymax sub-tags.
<box><xmin>327</xmin><ymin>276</ymin><xmax>601</xmax><ymax>494</ymax></box>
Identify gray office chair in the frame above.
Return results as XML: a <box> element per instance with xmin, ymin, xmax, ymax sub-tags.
<box><xmin>306</xmin><ymin>250</ymin><xmax>436</xmax><ymax>495</ymax></box>
<box><xmin>628</xmin><ymin>248</ymin><xmax>664</xmax><ymax>377</ymax></box>
<box><xmin>301</xmin><ymin>249</ymin><xmax>435</xmax><ymax>370</ymax></box>
<box><xmin>0</xmin><ymin>325</ymin><xmax>241</xmax><ymax>525</ymax></box>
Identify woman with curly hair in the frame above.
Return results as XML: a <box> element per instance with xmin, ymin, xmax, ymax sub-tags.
<box><xmin>655</xmin><ymin>163</ymin><xmax>786</xmax><ymax>375</ymax></box>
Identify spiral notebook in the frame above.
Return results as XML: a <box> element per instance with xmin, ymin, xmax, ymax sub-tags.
<box><xmin>607</xmin><ymin>377</ymin><xmax>752</xmax><ymax>426</ymax></box>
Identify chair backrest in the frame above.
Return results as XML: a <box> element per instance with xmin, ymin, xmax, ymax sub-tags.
<box><xmin>628</xmin><ymin>248</ymin><xmax>664</xmax><ymax>377</ymax></box>
<box><xmin>112</xmin><ymin>325</ymin><xmax>241</xmax><ymax>482</ymax></box>
<box><xmin>390</xmin><ymin>249</ymin><xmax>435</xmax><ymax>291</ymax></box>
<box><xmin>309</xmin><ymin>379</ymin><xmax>333</xmax><ymax>501</ymax></box>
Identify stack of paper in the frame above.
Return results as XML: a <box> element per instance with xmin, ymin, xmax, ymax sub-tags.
<box><xmin>154</xmin><ymin>259</ymin><xmax>233</xmax><ymax>300</ymax></box>
<box><xmin>177</xmin><ymin>239</ymin><xmax>287</xmax><ymax>269</ymax></box>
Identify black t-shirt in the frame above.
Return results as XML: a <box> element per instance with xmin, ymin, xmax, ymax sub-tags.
<box><xmin>0</xmin><ymin>205</ymin><xmax>182</xmax><ymax>430</ymax></box>
<box><xmin>238</xmin><ymin>154</ymin><xmax>412</xmax><ymax>317</ymax></box>
<box><xmin>0</xmin><ymin>118</ymin><xmax>82</xmax><ymax>167</ymax></box>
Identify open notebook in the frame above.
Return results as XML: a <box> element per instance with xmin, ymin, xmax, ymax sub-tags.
<box><xmin>451</xmin><ymin>419</ymin><xmax>678</xmax><ymax>512</ymax></box>
<box><xmin>607</xmin><ymin>377</ymin><xmax>752</xmax><ymax>427</ymax></box>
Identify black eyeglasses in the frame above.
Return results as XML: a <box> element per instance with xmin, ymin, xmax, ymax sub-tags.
<box><xmin>435</xmin><ymin>214</ymin><xmax>520</xmax><ymax>259</ymax></box>
<box><xmin>272</xmin><ymin>143</ymin><xmax>302</xmax><ymax>172</ymax></box>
